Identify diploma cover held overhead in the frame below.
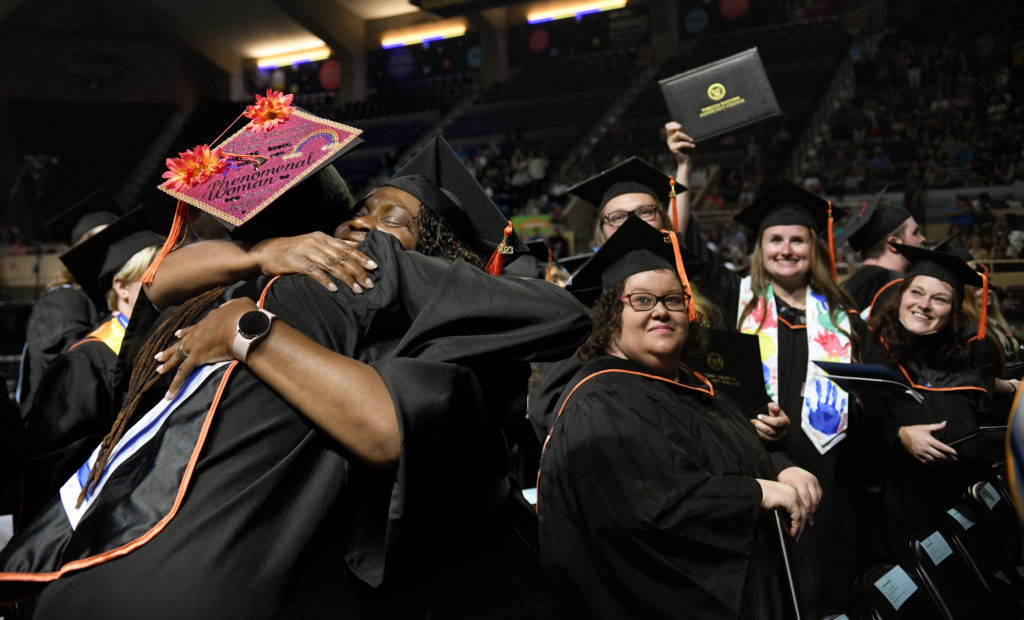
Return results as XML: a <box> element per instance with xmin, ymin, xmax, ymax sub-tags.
<box><xmin>658</xmin><ymin>47</ymin><xmax>781</xmax><ymax>142</ymax></box>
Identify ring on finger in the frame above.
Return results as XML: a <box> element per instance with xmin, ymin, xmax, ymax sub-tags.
<box><xmin>177</xmin><ymin>343</ymin><xmax>190</xmax><ymax>359</ymax></box>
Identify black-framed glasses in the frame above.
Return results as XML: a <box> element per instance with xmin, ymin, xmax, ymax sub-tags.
<box><xmin>602</xmin><ymin>205</ymin><xmax>659</xmax><ymax>228</ymax></box>
<box><xmin>619</xmin><ymin>292</ymin><xmax>690</xmax><ymax>312</ymax></box>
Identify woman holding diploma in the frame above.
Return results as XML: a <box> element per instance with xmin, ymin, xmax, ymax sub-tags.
<box><xmin>666</xmin><ymin>122</ymin><xmax>864</xmax><ymax>617</ymax></box>
<box><xmin>537</xmin><ymin>217</ymin><xmax>819</xmax><ymax>619</ymax></box>
<box><xmin>863</xmin><ymin>244</ymin><xmax>1004</xmax><ymax>556</ymax></box>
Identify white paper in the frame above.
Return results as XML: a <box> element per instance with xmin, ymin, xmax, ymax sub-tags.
<box><xmin>921</xmin><ymin>531</ymin><xmax>953</xmax><ymax>566</ymax></box>
<box><xmin>979</xmin><ymin>482</ymin><xmax>1001</xmax><ymax>509</ymax></box>
<box><xmin>873</xmin><ymin>565</ymin><xmax>918</xmax><ymax>611</ymax></box>
<box><xmin>947</xmin><ymin>507</ymin><xmax>975</xmax><ymax>530</ymax></box>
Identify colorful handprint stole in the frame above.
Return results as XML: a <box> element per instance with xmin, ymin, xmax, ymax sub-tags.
<box><xmin>737</xmin><ymin>277</ymin><xmax>852</xmax><ymax>454</ymax></box>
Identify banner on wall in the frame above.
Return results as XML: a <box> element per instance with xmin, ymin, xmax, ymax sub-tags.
<box><xmin>512</xmin><ymin>214</ymin><xmax>551</xmax><ymax>241</ymax></box>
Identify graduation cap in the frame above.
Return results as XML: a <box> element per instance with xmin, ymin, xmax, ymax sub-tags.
<box><xmin>61</xmin><ymin>206</ymin><xmax>164</xmax><ymax>310</ymax></box>
<box><xmin>381</xmin><ymin>135</ymin><xmax>528</xmax><ymax>273</ymax></box>
<box><xmin>734</xmin><ymin>180</ymin><xmax>841</xmax><ymax>278</ymax></box>
<box><xmin>145</xmin><ymin>101</ymin><xmax>364</xmax><ymax>284</ymax></box>
<box><xmin>557</xmin><ymin>252</ymin><xmax>594</xmax><ymax>276</ymax></box>
<box><xmin>835</xmin><ymin>187</ymin><xmax>913</xmax><ymax>253</ymax></box>
<box><xmin>893</xmin><ymin>243</ymin><xmax>983</xmax><ymax>291</ymax></box>
<box><xmin>567</xmin><ymin>156</ymin><xmax>686</xmax><ymax>229</ymax></box>
<box><xmin>929</xmin><ymin>227</ymin><xmax>968</xmax><ymax>252</ymax></box>
<box><xmin>46</xmin><ymin>189</ymin><xmax>124</xmax><ymax>246</ymax></box>
<box><xmin>734</xmin><ymin>181</ymin><xmax>832</xmax><ymax>233</ymax></box>
<box><xmin>566</xmin><ymin>216</ymin><xmax>699</xmax><ymax>321</ymax></box>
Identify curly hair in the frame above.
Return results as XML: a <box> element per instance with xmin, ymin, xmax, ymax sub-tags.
<box><xmin>578</xmin><ymin>277</ymin><xmax>709</xmax><ymax>362</ymax></box>
<box><xmin>868</xmin><ymin>276</ymin><xmax>971</xmax><ymax>366</ymax></box>
<box><xmin>415</xmin><ymin>204</ymin><xmax>486</xmax><ymax>268</ymax></box>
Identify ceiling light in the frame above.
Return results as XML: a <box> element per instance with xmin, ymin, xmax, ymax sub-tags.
<box><xmin>380</xmin><ymin>18</ymin><xmax>468</xmax><ymax>49</ymax></box>
<box><xmin>527</xmin><ymin>0</ymin><xmax>628</xmax><ymax>24</ymax></box>
<box><xmin>256</xmin><ymin>46</ymin><xmax>331</xmax><ymax>70</ymax></box>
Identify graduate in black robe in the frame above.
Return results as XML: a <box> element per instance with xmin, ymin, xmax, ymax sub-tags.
<box><xmin>859</xmin><ymin>244</ymin><xmax>1000</xmax><ymax>556</ymax></box>
<box><xmin>835</xmin><ymin>189</ymin><xmax>925</xmax><ymax>313</ymax></box>
<box><xmin>18</xmin><ymin>212</ymin><xmax>163</xmax><ymax>524</ymax></box>
<box><xmin>538</xmin><ymin>218</ymin><xmax>817</xmax><ymax>619</ymax></box>
<box><xmin>16</xmin><ymin>191</ymin><xmax>122</xmax><ymax>406</ymax></box>
<box><xmin>701</xmin><ymin>182</ymin><xmax>865</xmax><ymax>617</ymax></box>
<box><xmin>1</xmin><ymin>136</ymin><xmax>589</xmax><ymax>618</ymax></box>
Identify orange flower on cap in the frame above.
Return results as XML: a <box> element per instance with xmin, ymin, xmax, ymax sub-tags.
<box><xmin>161</xmin><ymin>144</ymin><xmax>228</xmax><ymax>191</ymax></box>
<box><xmin>243</xmin><ymin>89</ymin><xmax>294</xmax><ymax>132</ymax></box>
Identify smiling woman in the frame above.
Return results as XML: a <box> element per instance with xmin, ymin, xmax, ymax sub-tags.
<box><xmin>863</xmin><ymin>244</ymin><xmax>1002</xmax><ymax>557</ymax></box>
<box><xmin>538</xmin><ymin>217</ymin><xmax>819</xmax><ymax>619</ymax></box>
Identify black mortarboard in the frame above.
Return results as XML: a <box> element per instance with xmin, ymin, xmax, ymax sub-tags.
<box><xmin>929</xmin><ymin>228</ymin><xmax>968</xmax><ymax>252</ymax></box>
<box><xmin>893</xmin><ymin>243</ymin><xmax>983</xmax><ymax>290</ymax></box>
<box><xmin>567</xmin><ymin>216</ymin><xmax>698</xmax><ymax>321</ymax></box>
<box><xmin>226</xmin><ymin>164</ymin><xmax>355</xmax><ymax>243</ymax></box>
<box><xmin>835</xmin><ymin>187</ymin><xmax>913</xmax><ymax>252</ymax></box>
<box><xmin>558</xmin><ymin>252</ymin><xmax>594</xmax><ymax>276</ymax></box>
<box><xmin>382</xmin><ymin>135</ymin><xmax>528</xmax><ymax>261</ymax></box>
<box><xmin>734</xmin><ymin>181</ymin><xmax>832</xmax><ymax>234</ymax></box>
<box><xmin>61</xmin><ymin>206</ymin><xmax>164</xmax><ymax>309</ymax></box>
<box><xmin>567</xmin><ymin>156</ymin><xmax>682</xmax><ymax>211</ymax></box>
<box><xmin>46</xmin><ymin>189</ymin><xmax>124</xmax><ymax>246</ymax></box>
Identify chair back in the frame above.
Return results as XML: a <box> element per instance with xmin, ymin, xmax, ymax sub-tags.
<box><xmin>907</xmin><ymin>530</ymin><xmax>991</xmax><ymax>620</ymax></box>
<box><xmin>852</xmin><ymin>563</ymin><xmax>946</xmax><ymax>620</ymax></box>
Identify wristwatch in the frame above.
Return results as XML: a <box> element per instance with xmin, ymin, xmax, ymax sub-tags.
<box><xmin>231</xmin><ymin>308</ymin><xmax>276</xmax><ymax>362</ymax></box>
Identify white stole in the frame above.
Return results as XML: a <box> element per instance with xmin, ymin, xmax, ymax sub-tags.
<box><xmin>738</xmin><ymin>276</ymin><xmax>852</xmax><ymax>454</ymax></box>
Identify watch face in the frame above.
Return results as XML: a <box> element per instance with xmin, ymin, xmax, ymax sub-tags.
<box><xmin>238</xmin><ymin>310</ymin><xmax>271</xmax><ymax>339</ymax></box>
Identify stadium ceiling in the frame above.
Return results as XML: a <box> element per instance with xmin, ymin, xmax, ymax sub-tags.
<box><xmin>0</xmin><ymin>0</ymin><xmax>459</xmax><ymax>73</ymax></box>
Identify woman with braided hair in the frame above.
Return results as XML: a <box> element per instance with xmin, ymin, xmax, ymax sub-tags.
<box><xmin>0</xmin><ymin>137</ymin><xmax>589</xmax><ymax>619</ymax></box>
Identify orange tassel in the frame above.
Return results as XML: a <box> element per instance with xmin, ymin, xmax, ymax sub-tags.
<box><xmin>827</xmin><ymin>200</ymin><xmax>838</xmax><ymax>281</ymax></box>
<box><xmin>669</xmin><ymin>177</ymin><xmax>678</xmax><ymax>232</ymax></box>
<box><xmin>978</xmin><ymin>263</ymin><xmax>989</xmax><ymax>341</ymax></box>
<box><xmin>664</xmin><ymin>229</ymin><xmax>698</xmax><ymax>323</ymax></box>
<box><xmin>545</xmin><ymin>248</ymin><xmax>553</xmax><ymax>282</ymax></box>
<box><xmin>141</xmin><ymin>200</ymin><xmax>189</xmax><ymax>286</ymax></box>
<box><xmin>485</xmin><ymin>221</ymin><xmax>515</xmax><ymax>276</ymax></box>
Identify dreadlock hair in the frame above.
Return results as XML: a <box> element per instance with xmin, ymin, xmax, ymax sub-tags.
<box><xmin>415</xmin><ymin>204</ymin><xmax>486</xmax><ymax>268</ymax></box>
<box><xmin>77</xmin><ymin>285</ymin><xmax>228</xmax><ymax>507</ymax></box>
<box><xmin>738</xmin><ymin>228</ymin><xmax>859</xmax><ymax>346</ymax></box>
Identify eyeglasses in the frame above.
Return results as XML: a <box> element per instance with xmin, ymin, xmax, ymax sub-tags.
<box><xmin>619</xmin><ymin>292</ymin><xmax>690</xmax><ymax>312</ymax></box>
<box><xmin>602</xmin><ymin>205</ymin><xmax>660</xmax><ymax>228</ymax></box>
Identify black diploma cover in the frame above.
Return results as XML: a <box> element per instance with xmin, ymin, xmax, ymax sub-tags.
<box><xmin>658</xmin><ymin>47</ymin><xmax>781</xmax><ymax>142</ymax></box>
<box><xmin>684</xmin><ymin>328</ymin><xmax>769</xmax><ymax>414</ymax></box>
<box><xmin>812</xmin><ymin>361</ymin><xmax>925</xmax><ymax>404</ymax></box>
<box><xmin>948</xmin><ymin>426</ymin><xmax>1007</xmax><ymax>463</ymax></box>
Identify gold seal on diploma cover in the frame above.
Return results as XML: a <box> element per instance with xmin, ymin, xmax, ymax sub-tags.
<box><xmin>707</xmin><ymin>352</ymin><xmax>725</xmax><ymax>371</ymax></box>
<box><xmin>707</xmin><ymin>83</ymin><xmax>726</xmax><ymax>101</ymax></box>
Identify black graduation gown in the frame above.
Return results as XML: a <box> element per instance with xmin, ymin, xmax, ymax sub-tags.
<box><xmin>0</xmin><ymin>232</ymin><xmax>590</xmax><ymax>619</ymax></box>
<box><xmin>18</xmin><ymin>327</ymin><xmax>121</xmax><ymax>524</ymax></box>
<box><xmin>841</xmin><ymin>265</ymin><xmax>900</xmax><ymax>312</ymax></box>
<box><xmin>860</xmin><ymin>330</ymin><xmax>993</xmax><ymax>557</ymax></box>
<box><xmin>538</xmin><ymin>356</ymin><xmax>793</xmax><ymax>620</ymax></box>
<box><xmin>698</xmin><ymin>248</ymin><xmax>864</xmax><ymax>616</ymax></box>
<box><xmin>767</xmin><ymin>301</ymin><xmax>862</xmax><ymax>616</ymax></box>
<box><xmin>17</xmin><ymin>286</ymin><xmax>100</xmax><ymax>407</ymax></box>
